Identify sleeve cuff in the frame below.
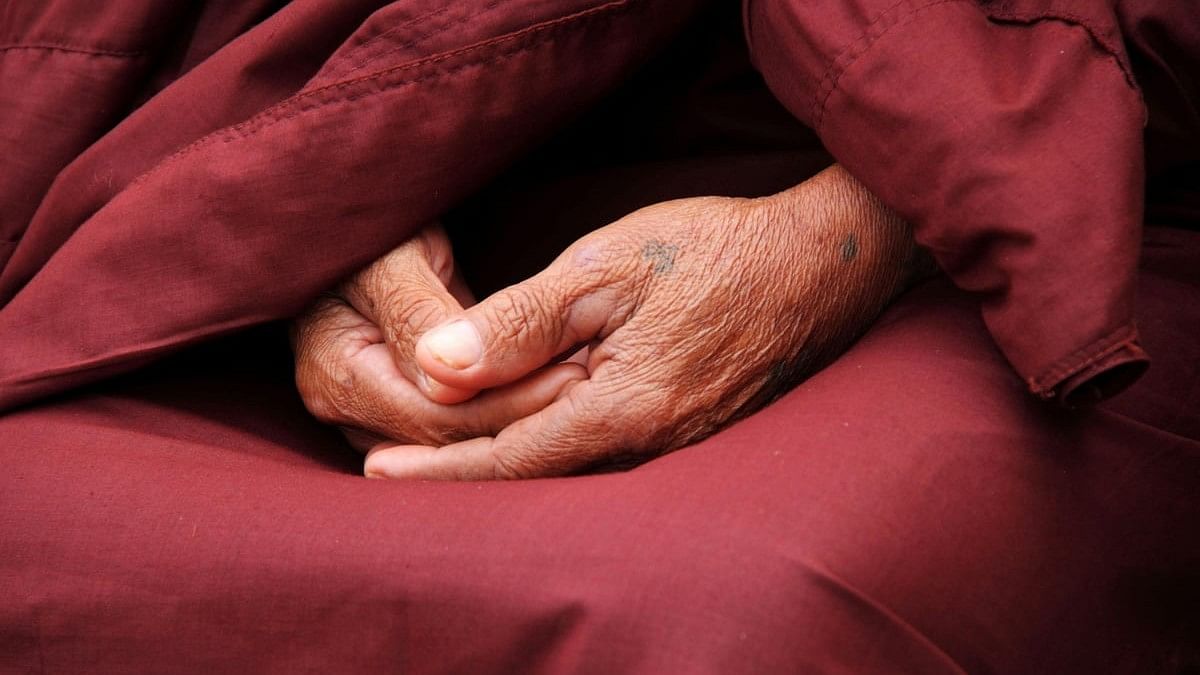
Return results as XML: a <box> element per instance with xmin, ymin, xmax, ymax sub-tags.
<box><xmin>1034</xmin><ymin>323</ymin><xmax>1150</xmax><ymax>407</ymax></box>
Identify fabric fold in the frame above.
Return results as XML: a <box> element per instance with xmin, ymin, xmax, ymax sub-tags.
<box><xmin>746</xmin><ymin>0</ymin><xmax>1148</xmax><ymax>404</ymax></box>
<box><xmin>0</xmin><ymin>0</ymin><xmax>703</xmax><ymax>412</ymax></box>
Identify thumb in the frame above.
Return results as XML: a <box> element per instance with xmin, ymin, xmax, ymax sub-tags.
<box><xmin>415</xmin><ymin>246</ymin><xmax>635</xmax><ymax>391</ymax></box>
<box><xmin>342</xmin><ymin>226</ymin><xmax>476</xmax><ymax>404</ymax></box>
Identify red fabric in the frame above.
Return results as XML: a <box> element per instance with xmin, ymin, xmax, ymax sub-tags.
<box><xmin>743</xmin><ymin>0</ymin><xmax>1200</xmax><ymax>404</ymax></box>
<box><xmin>2</xmin><ymin>235</ymin><xmax>1197</xmax><ymax>673</ymax></box>
<box><xmin>1</xmin><ymin>0</ymin><xmax>1199</xmax><ymax>672</ymax></box>
<box><xmin>0</xmin><ymin>1</ymin><xmax>283</xmax><ymax>270</ymax></box>
<box><xmin>0</xmin><ymin>0</ymin><xmax>704</xmax><ymax>412</ymax></box>
<box><xmin>1</xmin><ymin>0</ymin><xmax>1195</xmax><ymax>410</ymax></box>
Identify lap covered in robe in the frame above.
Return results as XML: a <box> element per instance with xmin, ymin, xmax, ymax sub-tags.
<box><xmin>1</xmin><ymin>0</ymin><xmax>1198</xmax><ymax>672</ymax></box>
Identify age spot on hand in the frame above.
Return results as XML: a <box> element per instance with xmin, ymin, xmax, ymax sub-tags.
<box><xmin>840</xmin><ymin>233</ymin><xmax>858</xmax><ymax>262</ymax></box>
<box><xmin>642</xmin><ymin>240</ymin><xmax>679</xmax><ymax>275</ymax></box>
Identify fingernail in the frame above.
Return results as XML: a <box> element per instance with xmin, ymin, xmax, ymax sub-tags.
<box><xmin>364</xmin><ymin>452</ymin><xmax>385</xmax><ymax>478</ymax></box>
<box><xmin>365</xmin><ymin>450</ymin><xmax>404</xmax><ymax>479</ymax></box>
<box><xmin>423</xmin><ymin>320</ymin><xmax>481</xmax><ymax>369</ymax></box>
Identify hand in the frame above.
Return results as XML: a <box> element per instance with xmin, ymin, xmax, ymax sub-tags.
<box><xmin>364</xmin><ymin>165</ymin><xmax>923</xmax><ymax>479</ymax></box>
<box><xmin>291</xmin><ymin>225</ymin><xmax>586</xmax><ymax>452</ymax></box>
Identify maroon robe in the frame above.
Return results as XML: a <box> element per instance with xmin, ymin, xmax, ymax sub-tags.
<box><xmin>1</xmin><ymin>0</ymin><xmax>1197</xmax><ymax>671</ymax></box>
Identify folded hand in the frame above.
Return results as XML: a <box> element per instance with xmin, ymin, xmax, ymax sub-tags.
<box><xmin>364</xmin><ymin>165</ymin><xmax>921</xmax><ymax>479</ymax></box>
<box><xmin>291</xmin><ymin>226</ymin><xmax>585</xmax><ymax>451</ymax></box>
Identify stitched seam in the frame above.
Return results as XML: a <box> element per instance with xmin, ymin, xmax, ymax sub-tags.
<box><xmin>1033</xmin><ymin>322</ymin><xmax>1140</xmax><ymax>386</ymax></box>
<box><xmin>1028</xmin><ymin>322</ymin><xmax>1141</xmax><ymax>394</ymax></box>
<box><xmin>6</xmin><ymin>1</ymin><xmax>641</xmax><ymax>386</ymax></box>
<box><xmin>335</xmin><ymin>3</ymin><xmax>455</xmax><ymax>67</ymax></box>
<box><xmin>340</xmin><ymin>0</ymin><xmax>504</xmax><ymax>78</ymax></box>
<box><xmin>0</xmin><ymin>43</ymin><xmax>143</xmax><ymax>58</ymax></box>
<box><xmin>336</xmin><ymin>0</ymin><xmax>507</xmax><ymax>80</ymax></box>
<box><xmin>124</xmin><ymin>0</ymin><xmax>636</xmax><ymax>192</ymax></box>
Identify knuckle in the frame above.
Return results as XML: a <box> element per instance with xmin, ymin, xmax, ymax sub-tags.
<box><xmin>308</xmin><ymin>379</ymin><xmax>353</xmax><ymax>426</ymax></box>
<box><xmin>491</xmin><ymin>450</ymin><xmax>536</xmax><ymax>481</ymax></box>
<box><xmin>345</xmin><ymin>246</ymin><xmax>419</xmax><ymax>315</ymax></box>
<box><xmin>301</xmin><ymin>348</ymin><xmax>363</xmax><ymax>427</ymax></box>
<box><xmin>322</xmin><ymin>373</ymin><xmax>358</xmax><ymax>421</ymax></box>
<box><xmin>296</xmin><ymin>350</ymin><xmax>442</xmax><ymax>445</ymax></box>
<box><xmin>292</xmin><ymin>355</ymin><xmax>319</xmax><ymax>405</ymax></box>
<box><xmin>296</xmin><ymin>374</ymin><xmax>342</xmax><ymax>425</ymax></box>
<box><xmin>568</xmin><ymin>231</ymin><xmax>643</xmax><ymax>289</ymax></box>
<box><xmin>293</xmin><ymin>331</ymin><xmax>347</xmax><ymax>426</ymax></box>
<box><xmin>386</xmin><ymin>293</ymin><xmax>446</xmax><ymax>347</ymax></box>
<box><xmin>487</xmin><ymin>285</ymin><xmax>560</xmax><ymax>347</ymax></box>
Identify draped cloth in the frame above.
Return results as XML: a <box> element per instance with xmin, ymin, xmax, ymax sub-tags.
<box><xmin>1</xmin><ymin>0</ymin><xmax>1197</xmax><ymax>672</ymax></box>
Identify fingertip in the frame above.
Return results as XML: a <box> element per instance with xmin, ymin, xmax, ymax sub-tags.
<box><xmin>364</xmin><ymin>445</ymin><xmax>427</xmax><ymax>480</ymax></box>
<box><xmin>363</xmin><ymin>446</ymin><xmax>388</xmax><ymax>478</ymax></box>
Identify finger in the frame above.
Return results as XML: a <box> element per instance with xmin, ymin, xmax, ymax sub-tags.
<box><xmin>364</xmin><ymin>439</ymin><xmax>505</xmax><ymax>481</ymax></box>
<box><xmin>415</xmin><ymin>237</ymin><xmax>642</xmax><ymax>391</ymax></box>
<box><xmin>330</xmin><ymin>340</ymin><xmax>587</xmax><ymax>447</ymax></box>
<box><xmin>292</xmin><ymin>294</ymin><xmax>383</xmax><ymax>353</ymax></box>
<box><xmin>294</xmin><ymin>290</ymin><xmax>589</xmax><ymax>446</ymax></box>
<box><xmin>342</xmin><ymin>227</ymin><xmax>477</xmax><ymax>404</ymax></box>
<box><xmin>293</xmin><ymin>295</ymin><xmax>384</xmax><ymax>423</ymax></box>
<box><xmin>364</xmin><ymin>376</ymin><xmax>632</xmax><ymax>480</ymax></box>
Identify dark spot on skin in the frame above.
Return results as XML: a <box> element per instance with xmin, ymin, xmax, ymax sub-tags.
<box><xmin>841</xmin><ymin>233</ymin><xmax>858</xmax><ymax>262</ymax></box>
<box><xmin>643</xmin><ymin>240</ymin><xmax>679</xmax><ymax>275</ymax></box>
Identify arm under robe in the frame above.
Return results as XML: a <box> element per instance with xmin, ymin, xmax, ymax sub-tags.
<box><xmin>745</xmin><ymin>0</ymin><xmax>1153</xmax><ymax>405</ymax></box>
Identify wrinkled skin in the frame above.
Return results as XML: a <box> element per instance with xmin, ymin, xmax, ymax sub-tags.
<box><xmin>290</xmin><ymin>226</ymin><xmax>586</xmax><ymax>451</ymax></box>
<box><xmin>293</xmin><ymin>165</ymin><xmax>924</xmax><ymax>478</ymax></box>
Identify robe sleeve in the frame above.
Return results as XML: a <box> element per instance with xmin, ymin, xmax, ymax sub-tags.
<box><xmin>744</xmin><ymin>0</ymin><xmax>1150</xmax><ymax>405</ymax></box>
<box><xmin>0</xmin><ymin>0</ymin><xmax>703</xmax><ymax>413</ymax></box>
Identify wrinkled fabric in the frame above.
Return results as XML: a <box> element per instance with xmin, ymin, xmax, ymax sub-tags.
<box><xmin>1</xmin><ymin>0</ymin><xmax>1199</xmax><ymax>672</ymax></box>
<box><xmin>1</xmin><ymin>236</ymin><xmax>1197</xmax><ymax>673</ymax></box>
<box><xmin>1</xmin><ymin>0</ymin><xmax>1196</xmax><ymax>408</ymax></box>
<box><xmin>0</xmin><ymin>0</ymin><xmax>704</xmax><ymax>411</ymax></box>
<box><xmin>746</xmin><ymin>0</ymin><xmax>1200</xmax><ymax>404</ymax></box>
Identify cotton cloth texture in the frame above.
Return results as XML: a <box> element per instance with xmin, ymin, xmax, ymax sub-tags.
<box><xmin>1</xmin><ymin>0</ymin><xmax>1198</xmax><ymax>672</ymax></box>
